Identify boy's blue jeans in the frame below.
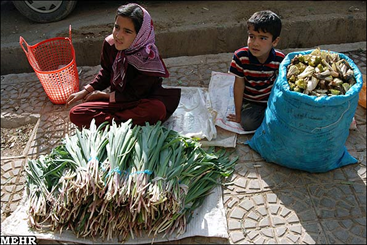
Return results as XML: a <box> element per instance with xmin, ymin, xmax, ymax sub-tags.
<box><xmin>240</xmin><ymin>100</ymin><xmax>267</xmax><ymax>131</ymax></box>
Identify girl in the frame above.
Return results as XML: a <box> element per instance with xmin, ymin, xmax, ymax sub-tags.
<box><xmin>66</xmin><ymin>3</ymin><xmax>181</xmax><ymax>128</ymax></box>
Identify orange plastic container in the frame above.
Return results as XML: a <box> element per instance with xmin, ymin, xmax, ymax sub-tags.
<box><xmin>19</xmin><ymin>25</ymin><xmax>79</xmax><ymax>104</ymax></box>
<box><xmin>358</xmin><ymin>74</ymin><xmax>366</xmax><ymax>109</ymax></box>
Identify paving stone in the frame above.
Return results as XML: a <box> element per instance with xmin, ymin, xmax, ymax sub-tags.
<box><xmin>269</xmin><ymin>205</ymin><xmax>280</xmax><ymax>215</ymax></box>
<box><xmin>222</xmin><ymin>195</ymin><xmax>230</xmax><ymax>204</ymax></box>
<box><xmin>347</xmin><ymin>129</ymin><xmax>367</xmax><ymax>152</ymax></box>
<box><xmin>12</xmin><ymin>193</ymin><xmax>22</xmax><ymax>202</ymax></box>
<box><xmin>256</xmin><ymin>206</ymin><xmax>267</xmax><ymax>216</ymax></box>
<box><xmin>253</xmin><ymin>236</ymin><xmax>266</xmax><ymax>244</ymax></box>
<box><xmin>273</xmin><ymin>216</ymin><xmax>286</xmax><ymax>226</ymax></box>
<box><xmin>246</xmin><ymin>171</ymin><xmax>257</xmax><ymax>179</ymax></box>
<box><xmin>246</xmin><ymin>230</ymin><xmax>259</xmax><ymax>240</ymax></box>
<box><xmin>355</xmin><ymin>217</ymin><xmax>366</xmax><ymax>226</ymax></box>
<box><xmin>1</xmin><ymin>163</ymin><xmax>13</xmax><ymax>173</ymax></box>
<box><xmin>323</xmin><ymin>219</ymin><xmax>366</xmax><ymax>244</ymax></box>
<box><xmin>279</xmin><ymin>222</ymin><xmax>327</xmax><ymax>244</ymax></box>
<box><xmin>280</xmin><ymin>207</ymin><xmax>292</xmax><ymax>218</ymax></box>
<box><xmin>230</xmin><ymin>231</ymin><xmax>245</xmax><ymax>243</ymax></box>
<box><xmin>278</xmin><ymin>238</ymin><xmax>295</xmax><ymax>244</ymax></box>
<box><xmin>342</xmin><ymin>163</ymin><xmax>367</xmax><ymax>182</ymax></box>
<box><xmin>350</xmin><ymin>183</ymin><xmax>367</xmax><ymax>214</ymax></box>
<box><xmin>301</xmin><ymin>168</ymin><xmax>347</xmax><ymax>184</ymax></box>
<box><xmin>243</xmin><ymin>219</ymin><xmax>257</xmax><ymax>229</ymax></box>
<box><xmin>289</xmin><ymin>225</ymin><xmax>302</xmax><ymax>234</ymax></box>
<box><xmin>266</xmin><ymin>193</ymin><xmax>277</xmax><ymax>203</ymax></box>
<box><xmin>275</xmin><ymin>227</ymin><xmax>287</xmax><ymax>237</ymax></box>
<box><xmin>235</xmin><ymin>145</ymin><xmax>257</xmax><ymax>163</ymax></box>
<box><xmin>272</xmin><ymin>188</ymin><xmax>318</xmax><ymax>222</ymax></box>
<box><xmin>15</xmin><ymin>185</ymin><xmax>25</xmax><ymax>193</ymax></box>
<box><xmin>238</xmin><ymin>198</ymin><xmax>254</xmax><ymax>211</ymax></box>
<box><xmin>303</xmin><ymin>233</ymin><xmax>318</xmax><ymax>244</ymax></box>
<box><xmin>236</xmin><ymin>165</ymin><xmax>256</xmax><ymax>178</ymax></box>
<box><xmin>12</xmin><ymin>168</ymin><xmax>20</xmax><ymax>176</ymax></box>
<box><xmin>259</xmin><ymin>218</ymin><xmax>271</xmax><ymax>227</ymax></box>
<box><xmin>255</xmin><ymin>163</ymin><xmax>306</xmax><ymax>191</ymax></box>
<box><xmin>1</xmin><ymin>193</ymin><xmax>10</xmax><ymax>202</ymax></box>
<box><xmin>2</xmin><ymin>171</ymin><xmax>13</xmax><ymax>181</ymax></box>
<box><xmin>252</xmin><ymin>195</ymin><xmax>265</xmax><ymax>206</ymax></box>
<box><xmin>1</xmin><ymin>49</ymin><xmax>366</xmax><ymax>244</ymax></box>
<box><xmin>287</xmin><ymin>214</ymin><xmax>300</xmax><ymax>223</ymax></box>
<box><xmin>233</xmin><ymin>176</ymin><xmax>247</xmax><ymax>189</ymax></box>
<box><xmin>228</xmin><ymin>219</ymin><xmax>241</xmax><ymax>230</ymax></box>
<box><xmin>247</xmin><ymin>210</ymin><xmax>260</xmax><ymax>221</ymax></box>
<box><xmin>233</xmin><ymin>163</ymin><xmax>263</xmax><ymax>194</ymax></box>
<box><xmin>230</xmin><ymin>207</ymin><xmax>245</xmax><ymax>219</ymax></box>
<box><xmin>13</xmin><ymin>159</ymin><xmax>24</xmax><ymax>168</ymax></box>
<box><xmin>309</xmin><ymin>183</ymin><xmax>363</xmax><ymax>219</ymax></box>
<box><xmin>247</xmin><ymin>181</ymin><xmax>261</xmax><ymax>192</ymax></box>
<box><xmin>288</xmin><ymin>234</ymin><xmax>301</xmax><ymax>243</ymax></box>
<box><xmin>227</xmin><ymin>199</ymin><xmax>237</xmax><ymax>209</ymax></box>
<box><xmin>260</xmin><ymin>227</ymin><xmax>274</xmax><ymax>238</ymax></box>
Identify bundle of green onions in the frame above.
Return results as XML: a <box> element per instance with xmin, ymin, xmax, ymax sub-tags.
<box><xmin>25</xmin><ymin>119</ymin><xmax>237</xmax><ymax>242</ymax></box>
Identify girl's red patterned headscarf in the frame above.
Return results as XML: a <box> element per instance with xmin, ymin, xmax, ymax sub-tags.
<box><xmin>112</xmin><ymin>4</ymin><xmax>168</xmax><ymax>90</ymax></box>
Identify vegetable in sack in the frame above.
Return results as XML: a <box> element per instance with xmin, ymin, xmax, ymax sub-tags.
<box><xmin>286</xmin><ymin>47</ymin><xmax>357</xmax><ymax>96</ymax></box>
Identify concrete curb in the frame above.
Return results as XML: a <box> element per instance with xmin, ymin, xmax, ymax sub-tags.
<box><xmin>1</xmin><ymin>12</ymin><xmax>366</xmax><ymax>75</ymax></box>
<box><xmin>281</xmin><ymin>41</ymin><xmax>367</xmax><ymax>55</ymax></box>
<box><xmin>163</xmin><ymin>42</ymin><xmax>367</xmax><ymax>68</ymax></box>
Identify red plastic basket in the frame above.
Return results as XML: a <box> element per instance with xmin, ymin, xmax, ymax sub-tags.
<box><xmin>20</xmin><ymin>25</ymin><xmax>79</xmax><ymax>104</ymax></box>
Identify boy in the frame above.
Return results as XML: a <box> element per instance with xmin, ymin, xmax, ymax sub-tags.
<box><xmin>227</xmin><ymin>10</ymin><xmax>285</xmax><ymax>131</ymax></box>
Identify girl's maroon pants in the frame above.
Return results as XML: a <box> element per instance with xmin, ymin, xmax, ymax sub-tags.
<box><xmin>69</xmin><ymin>99</ymin><xmax>166</xmax><ymax>128</ymax></box>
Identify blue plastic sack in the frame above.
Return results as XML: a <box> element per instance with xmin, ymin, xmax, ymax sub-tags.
<box><xmin>248</xmin><ymin>50</ymin><xmax>363</xmax><ymax>173</ymax></box>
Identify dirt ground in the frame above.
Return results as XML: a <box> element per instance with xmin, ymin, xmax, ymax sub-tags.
<box><xmin>1</xmin><ymin>124</ymin><xmax>34</xmax><ymax>157</ymax></box>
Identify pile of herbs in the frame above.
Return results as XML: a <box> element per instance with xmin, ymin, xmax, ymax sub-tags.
<box><xmin>25</xmin><ymin>119</ymin><xmax>237</xmax><ymax>242</ymax></box>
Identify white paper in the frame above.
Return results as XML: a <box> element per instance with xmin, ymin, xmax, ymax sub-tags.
<box><xmin>200</xmin><ymin>126</ymin><xmax>237</xmax><ymax>148</ymax></box>
<box><xmin>209</xmin><ymin>71</ymin><xmax>256</xmax><ymax>134</ymax></box>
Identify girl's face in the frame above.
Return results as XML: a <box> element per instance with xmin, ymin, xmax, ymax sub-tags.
<box><xmin>247</xmin><ymin>25</ymin><xmax>279</xmax><ymax>64</ymax></box>
<box><xmin>113</xmin><ymin>16</ymin><xmax>137</xmax><ymax>51</ymax></box>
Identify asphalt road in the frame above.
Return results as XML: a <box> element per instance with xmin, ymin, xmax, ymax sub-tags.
<box><xmin>1</xmin><ymin>0</ymin><xmax>120</xmax><ymax>48</ymax></box>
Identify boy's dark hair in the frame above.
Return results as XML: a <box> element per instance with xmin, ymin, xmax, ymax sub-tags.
<box><xmin>116</xmin><ymin>3</ymin><xmax>143</xmax><ymax>34</ymax></box>
<box><xmin>247</xmin><ymin>10</ymin><xmax>282</xmax><ymax>41</ymax></box>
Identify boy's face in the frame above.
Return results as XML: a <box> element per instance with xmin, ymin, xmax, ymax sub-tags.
<box><xmin>247</xmin><ymin>25</ymin><xmax>280</xmax><ymax>63</ymax></box>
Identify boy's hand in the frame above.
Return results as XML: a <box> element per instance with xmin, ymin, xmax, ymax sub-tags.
<box><xmin>227</xmin><ymin>113</ymin><xmax>241</xmax><ymax>123</ymax></box>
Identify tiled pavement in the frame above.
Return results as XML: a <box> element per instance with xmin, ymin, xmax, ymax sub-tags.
<box><xmin>1</xmin><ymin>45</ymin><xmax>366</xmax><ymax>244</ymax></box>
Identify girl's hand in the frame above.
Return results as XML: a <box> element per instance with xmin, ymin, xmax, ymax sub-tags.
<box><xmin>84</xmin><ymin>91</ymin><xmax>109</xmax><ymax>102</ymax></box>
<box><xmin>227</xmin><ymin>113</ymin><xmax>241</xmax><ymax>123</ymax></box>
<box><xmin>65</xmin><ymin>90</ymin><xmax>89</xmax><ymax>108</ymax></box>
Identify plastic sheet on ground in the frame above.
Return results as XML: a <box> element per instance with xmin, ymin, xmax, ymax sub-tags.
<box><xmin>163</xmin><ymin>86</ymin><xmax>217</xmax><ymax>141</ymax></box>
<box><xmin>163</xmin><ymin>85</ymin><xmax>238</xmax><ymax>148</ymax></box>
<box><xmin>1</xmin><ymin>185</ymin><xmax>228</xmax><ymax>244</ymax></box>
